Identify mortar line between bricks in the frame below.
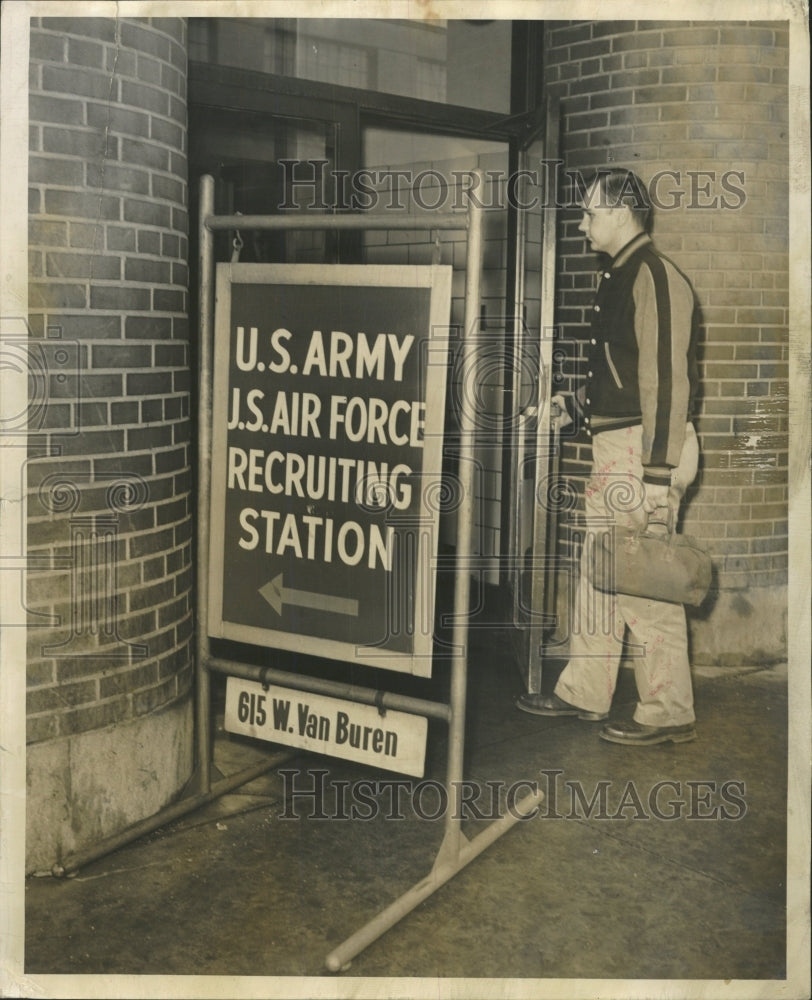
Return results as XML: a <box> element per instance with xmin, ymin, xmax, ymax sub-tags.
<box><xmin>94</xmin><ymin>8</ymin><xmax>121</xmax><ymax>269</ymax></box>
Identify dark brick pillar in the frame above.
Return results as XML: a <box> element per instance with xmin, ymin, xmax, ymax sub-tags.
<box><xmin>26</xmin><ymin>16</ymin><xmax>193</xmax><ymax>870</ymax></box>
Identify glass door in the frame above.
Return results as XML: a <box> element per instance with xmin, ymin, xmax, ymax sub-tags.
<box><xmin>361</xmin><ymin>126</ymin><xmax>511</xmax><ymax>589</ymax></box>
<box><xmin>189</xmin><ymin>101</ymin><xmax>359</xmax><ymax>265</ymax></box>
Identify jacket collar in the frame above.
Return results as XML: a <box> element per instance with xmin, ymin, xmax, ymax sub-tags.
<box><xmin>610</xmin><ymin>232</ymin><xmax>651</xmax><ymax>270</ymax></box>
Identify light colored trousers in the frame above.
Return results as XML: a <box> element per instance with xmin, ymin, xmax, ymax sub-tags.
<box><xmin>555</xmin><ymin>423</ymin><xmax>699</xmax><ymax>728</ymax></box>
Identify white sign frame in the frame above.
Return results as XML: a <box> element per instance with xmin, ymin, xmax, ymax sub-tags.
<box><xmin>207</xmin><ymin>263</ymin><xmax>452</xmax><ymax>676</ymax></box>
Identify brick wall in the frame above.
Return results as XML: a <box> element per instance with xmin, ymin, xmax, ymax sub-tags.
<box><xmin>543</xmin><ymin>21</ymin><xmax>789</xmax><ymax>660</ymax></box>
<box><xmin>26</xmin><ymin>17</ymin><xmax>192</xmax><ymax>743</ymax></box>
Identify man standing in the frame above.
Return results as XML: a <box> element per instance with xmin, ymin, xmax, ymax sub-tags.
<box><xmin>517</xmin><ymin>168</ymin><xmax>701</xmax><ymax>746</ymax></box>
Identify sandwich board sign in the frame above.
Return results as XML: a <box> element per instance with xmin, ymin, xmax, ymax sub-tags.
<box><xmin>208</xmin><ymin>263</ymin><xmax>452</xmax><ymax>677</ymax></box>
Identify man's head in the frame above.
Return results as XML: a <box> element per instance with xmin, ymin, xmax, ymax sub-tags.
<box><xmin>577</xmin><ymin>169</ymin><xmax>652</xmax><ymax>257</ymax></box>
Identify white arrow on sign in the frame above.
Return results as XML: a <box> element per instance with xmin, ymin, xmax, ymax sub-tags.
<box><xmin>259</xmin><ymin>573</ymin><xmax>360</xmax><ymax>618</ymax></box>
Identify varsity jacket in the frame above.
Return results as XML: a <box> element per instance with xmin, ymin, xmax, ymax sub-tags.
<box><xmin>571</xmin><ymin>232</ymin><xmax>700</xmax><ymax>486</ymax></box>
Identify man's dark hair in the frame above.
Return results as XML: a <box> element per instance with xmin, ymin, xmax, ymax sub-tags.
<box><xmin>589</xmin><ymin>169</ymin><xmax>652</xmax><ymax>229</ymax></box>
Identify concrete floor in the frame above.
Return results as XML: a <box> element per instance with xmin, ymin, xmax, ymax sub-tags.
<box><xmin>24</xmin><ymin>624</ymin><xmax>791</xmax><ymax>993</ymax></box>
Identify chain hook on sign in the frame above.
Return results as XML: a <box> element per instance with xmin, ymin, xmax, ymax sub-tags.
<box><xmin>231</xmin><ymin>211</ymin><xmax>244</xmax><ymax>263</ymax></box>
<box><xmin>231</xmin><ymin>231</ymin><xmax>244</xmax><ymax>263</ymax></box>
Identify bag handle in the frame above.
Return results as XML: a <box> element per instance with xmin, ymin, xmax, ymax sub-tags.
<box><xmin>623</xmin><ymin>489</ymin><xmax>680</xmax><ymax>554</ymax></box>
<box><xmin>642</xmin><ymin>505</ymin><xmax>678</xmax><ymax>560</ymax></box>
<box><xmin>646</xmin><ymin>504</ymin><xmax>676</xmax><ymax>533</ymax></box>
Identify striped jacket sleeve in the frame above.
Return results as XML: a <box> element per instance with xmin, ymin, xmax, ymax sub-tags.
<box><xmin>632</xmin><ymin>253</ymin><xmax>695</xmax><ymax>485</ymax></box>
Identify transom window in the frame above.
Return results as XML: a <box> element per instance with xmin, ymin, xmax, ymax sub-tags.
<box><xmin>187</xmin><ymin>17</ymin><xmax>513</xmax><ymax>113</ymax></box>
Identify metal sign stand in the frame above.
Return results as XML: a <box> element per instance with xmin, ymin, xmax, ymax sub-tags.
<box><xmin>195</xmin><ymin>172</ymin><xmax>545</xmax><ymax>972</ymax></box>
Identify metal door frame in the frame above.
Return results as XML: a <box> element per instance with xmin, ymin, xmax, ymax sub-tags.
<box><xmin>503</xmin><ymin>96</ymin><xmax>561</xmax><ymax>694</ymax></box>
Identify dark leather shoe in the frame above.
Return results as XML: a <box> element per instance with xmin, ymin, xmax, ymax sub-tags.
<box><xmin>599</xmin><ymin>720</ymin><xmax>696</xmax><ymax>746</ymax></box>
<box><xmin>516</xmin><ymin>692</ymin><xmax>608</xmax><ymax>722</ymax></box>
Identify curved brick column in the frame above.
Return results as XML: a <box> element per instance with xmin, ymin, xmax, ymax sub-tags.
<box><xmin>544</xmin><ymin>21</ymin><xmax>789</xmax><ymax>664</ymax></box>
<box><xmin>26</xmin><ymin>16</ymin><xmax>192</xmax><ymax>870</ymax></box>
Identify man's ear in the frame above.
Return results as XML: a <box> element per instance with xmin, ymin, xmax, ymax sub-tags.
<box><xmin>613</xmin><ymin>202</ymin><xmax>632</xmax><ymax>229</ymax></box>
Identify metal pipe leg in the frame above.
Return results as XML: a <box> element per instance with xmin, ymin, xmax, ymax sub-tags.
<box><xmin>324</xmin><ymin>787</ymin><xmax>544</xmax><ymax>972</ymax></box>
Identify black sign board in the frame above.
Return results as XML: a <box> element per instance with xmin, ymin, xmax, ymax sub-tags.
<box><xmin>208</xmin><ymin>264</ymin><xmax>452</xmax><ymax>676</ymax></box>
